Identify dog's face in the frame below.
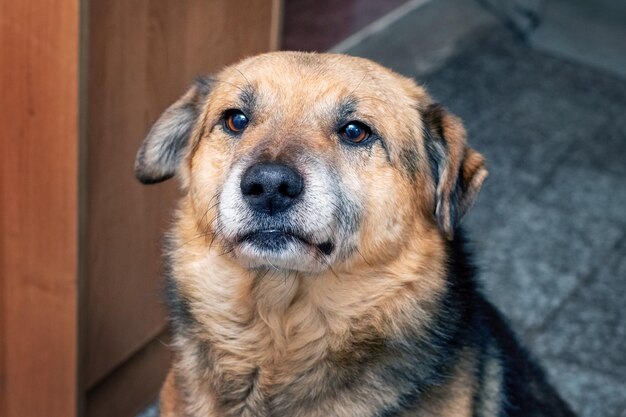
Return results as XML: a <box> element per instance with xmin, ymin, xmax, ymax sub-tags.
<box><xmin>135</xmin><ymin>53</ymin><xmax>487</xmax><ymax>273</ymax></box>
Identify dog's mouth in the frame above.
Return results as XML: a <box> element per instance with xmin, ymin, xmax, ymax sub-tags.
<box><xmin>237</xmin><ymin>230</ymin><xmax>335</xmax><ymax>256</ymax></box>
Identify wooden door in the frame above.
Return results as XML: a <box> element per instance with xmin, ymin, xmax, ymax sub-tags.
<box><xmin>83</xmin><ymin>0</ymin><xmax>282</xmax><ymax>415</ymax></box>
<box><xmin>0</xmin><ymin>0</ymin><xmax>282</xmax><ymax>416</ymax></box>
<box><xmin>0</xmin><ymin>1</ymin><xmax>80</xmax><ymax>416</ymax></box>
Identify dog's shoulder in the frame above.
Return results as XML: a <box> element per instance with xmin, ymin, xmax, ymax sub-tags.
<box><xmin>475</xmin><ymin>298</ymin><xmax>576</xmax><ymax>417</ymax></box>
<box><xmin>446</xmin><ymin>233</ymin><xmax>576</xmax><ymax>417</ymax></box>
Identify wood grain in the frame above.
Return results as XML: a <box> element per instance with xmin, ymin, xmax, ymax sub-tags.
<box><xmin>0</xmin><ymin>1</ymin><xmax>282</xmax><ymax>415</ymax></box>
<box><xmin>0</xmin><ymin>0</ymin><xmax>80</xmax><ymax>416</ymax></box>
<box><xmin>84</xmin><ymin>0</ymin><xmax>279</xmax><ymax>390</ymax></box>
<box><xmin>85</xmin><ymin>330</ymin><xmax>172</xmax><ymax>417</ymax></box>
<box><xmin>271</xmin><ymin>0</ymin><xmax>286</xmax><ymax>50</ymax></box>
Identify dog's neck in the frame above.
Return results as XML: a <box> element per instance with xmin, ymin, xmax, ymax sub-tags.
<box><xmin>169</xmin><ymin>203</ymin><xmax>448</xmax><ymax>350</ymax></box>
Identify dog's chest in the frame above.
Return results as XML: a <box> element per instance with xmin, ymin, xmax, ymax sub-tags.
<box><xmin>204</xmin><ymin>307</ymin><xmax>340</xmax><ymax>416</ymax></box>
<box><xmin>177</xmin><ymin>261</ymin><xmax>415</xmax><ymax>416</ymax></box>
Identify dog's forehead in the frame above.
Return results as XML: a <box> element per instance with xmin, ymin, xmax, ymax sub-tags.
<box><xmin>215</xmin><ymin>52</ymin><xmax>426</xmax><ymax>112</ymax></box>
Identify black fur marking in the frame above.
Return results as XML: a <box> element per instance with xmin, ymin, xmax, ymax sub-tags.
<box><xmin>239</xmin><ymin>83</ymin><xmax>257</xmax><ymax>117</ymax></box>
<box><xmin>162</xmin><ymin>238</ymin><xmax>195</xmax><ymax>332</ymax></box>
<box><xmin>421</xmin><ymin>103</ymin><xmax>469</xmax><ymax>232</ymax></box>
<box><xmin>163</xmin><ymin>270</ymin><xmax>195</xmax><ymax>332</ymax></box>
<box><xmin>163</xmin><ymin>274</ymin><xmax>197</xmax><ymax>332</ymax></box>
<box><xmin>376</xmin><ymin>138</ymin><xmax>392</xmax><ymax>164</ymax></box>
<box><xmin>421</xmin><ymin>104</ymin><xmax>447</xmax><ymax>189</ymax></box>
<box><xmin>398</xmin><ymin>143</ymin><xmax>421</xmax><ymax>180</ymax></box>
<box><xmin>448</xmin><ymin>164</ymin><xmax>466</xmax><ymax>230</ymax></box>
<box><xmin>471</xmin><ymin>332</ymin><xmax>489</xmax><ymax>416</ymax></box>
<box><xmin>423</xmin><ymin>128</ymin><xmax>444</xmax><ymax>187</ymax></box>
<box><xmin>193</xmin><ymin>75</ymin><xmax>213</xmax><ymax>96</ymax></box>
<box><xmin>335</xmin><ymin>97</ymin><xmax>358</xmax><ymax>128</ymax></box>
<box><xmin>422</xmin><ymin>103</ymin><xmax>446</xmax><ymax>139</ymax></box>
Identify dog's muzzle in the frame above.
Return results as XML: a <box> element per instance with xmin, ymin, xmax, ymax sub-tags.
<box><xmin>218</xmin><ymin>157</ymin><xmax>344</xmax><ymax>271</ymax></box>
<box><xmin>237</xmin><ymin>162</ymin><xmax>334</xmax><ymax>257</ymax></box>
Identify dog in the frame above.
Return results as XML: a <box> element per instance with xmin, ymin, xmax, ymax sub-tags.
<box><xmin>135</xmin><ymin>52</ymin><xmax>576</xmax><ymax>417</ymax></box>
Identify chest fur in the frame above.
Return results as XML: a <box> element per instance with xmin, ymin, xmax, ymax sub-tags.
<box><xmin>170</xmin><ymin>244</ymin><xmax>447</xmax><ymax>416</ymax></box>
<box><xmin>179</xmin><ymin>292</ymin><xmax>363</xmax><ymax>417</ymax></box>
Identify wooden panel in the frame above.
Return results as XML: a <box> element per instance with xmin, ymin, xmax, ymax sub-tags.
<box><xmin>271</xmin><ymin>0</ymin><xmax>285</xmax><ymax>50</ymax></box>
<box><xmin>85</xmin><ymin>330</ymin><xmax>172</xmax><ymax>417</ymax></box>
<box><xmin>0</xmin><ymin>0</ymin><xmax>80</xmax><ymax>416</ymax></box>
<box><xmin>84</xmin><ymin>0</ymin><xmax>279</xmax><ymax>389</ymax></box>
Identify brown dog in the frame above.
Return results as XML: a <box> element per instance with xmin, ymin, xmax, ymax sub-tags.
<box><xmin>135</xmin><ymin>52</ymin><xmax>576</xmax><ymax>417</ymax></box>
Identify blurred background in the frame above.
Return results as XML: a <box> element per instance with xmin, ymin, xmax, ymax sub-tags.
<box><xmin>1</xmin><ymin>1</ymin><xmax>624</xmax><ymax>416</ymax></box>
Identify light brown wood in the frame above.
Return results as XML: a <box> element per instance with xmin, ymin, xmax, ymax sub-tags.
<box><xmin>271</xmin><ymin>0</ymin><xmax>286</xmax><ymax>50</ymax></box>
<box><xmin>0</xmin><ymin>0</ymin><xmax>80</xmax><ymax>416</ymax></box>
<box><xmin>84</xmin><ymin>0</ymin><xmax>280</xmax><ymax>391</ymax></box>
<box><xmin>1</xmin><ymin>0</ymin><xmax>282</xmax><ymax>415</ymax></box>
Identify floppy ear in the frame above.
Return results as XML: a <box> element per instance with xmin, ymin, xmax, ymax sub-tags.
<box><xmin>422</xmin><ymin>103</ymin><xmax>488</xmax><ymax>239</ymax></box>
<box><xmin>134</xmin><ymin>77</ymin><xmax>211</xmax><ymax>184</ymax></box>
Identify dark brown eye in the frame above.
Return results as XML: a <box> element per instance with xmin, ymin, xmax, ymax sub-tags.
<box><xmin>225</xmin><ymin>110</ymin><xmax>249</xmax><ymax>133</ymax></box>
<box><xmin>340</xmin><ymin>121</ymin><xmax>370</xmax><ymax>144</ymax></box>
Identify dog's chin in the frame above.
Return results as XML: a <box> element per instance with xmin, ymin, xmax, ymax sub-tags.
<box><xmin>231</xmin><ymin>230</ymin><xmax>334</xmax><ymax>273</ymax></box>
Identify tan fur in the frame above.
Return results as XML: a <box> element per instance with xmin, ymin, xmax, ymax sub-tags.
<box><xmin>160</xmin><ymin>370</ymin><xmax>182</xmax><ymax>417</ymax></box>
<box><xmin>143</xmin><ymin>52</ymin><xmax>488</xmax><ymax>416</ymax></box>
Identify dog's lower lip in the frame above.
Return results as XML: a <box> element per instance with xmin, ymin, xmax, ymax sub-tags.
<box><xmin>238</xmin><ymin>230</ymin><xmax>333</xmax><ymax>254</ymax></box>
<box><xmin>239</xmin><ymin>230</ymin><xmax>308</xmax><ymax>246</ymax></box>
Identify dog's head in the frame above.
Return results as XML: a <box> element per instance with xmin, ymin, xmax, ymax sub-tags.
<box><xmin>135</xmin><ymin>53</ymin><xmax>487</xmax><ymax>273</ymax></box>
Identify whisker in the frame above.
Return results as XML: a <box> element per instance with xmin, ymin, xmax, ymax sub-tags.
<box><xmin>347</xmin><ymin>74</ymin><xmax>367</xmax><ymax>98</ymax></box>
<box><xmin>356</xmin><ymin>95</ymin><xmax>389</xmax><ymax>105</ymax></box>
<box><xmin>198</xmin><ymin>194</ymin><xmax>220</xmax><ymax>232</ymax></box>
<box><xmin>232</xmin><ymin>67</ymin><xmax>252</xmax><ymax>88</ymax></box>
<box><xmin>287</xmin><ymin>270</ymin><xmax>298</xmax><ymax>293</ymax></box>
<box><xmin>356</xmin><ymin>247</ymin><xmax>374</xmax><ymax>268</ymax></box>
<box><xmin>203</xmin><ymin>76</ymin><xmax>247</xmax><ymax>95</ymax></box>
<box><xmin>177</xmin><ymin>230</ymin><xmax>217</xmax><ymax>248</ymax></box>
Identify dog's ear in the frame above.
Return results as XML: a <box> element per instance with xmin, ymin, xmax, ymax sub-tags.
<box><xmin>134</xmin><ymin>77</ymin><xmax>212</xmax><ymax>184</ymax></box>
<box><xmin>422</xmin><ymin>104</ymin><xmax>488</xmax><ymax>239</ymax></box>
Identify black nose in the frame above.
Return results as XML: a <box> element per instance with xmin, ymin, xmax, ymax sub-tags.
<box><xmin>240</xmin><ymin>162</ymin><xmax>304</xmax><ymax>215</ymax></box>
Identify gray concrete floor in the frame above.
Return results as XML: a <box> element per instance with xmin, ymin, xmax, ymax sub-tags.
<box><xmin>138</xmin><ymin>1</ymin><xmax>626</xmax><ymax>416</ymax></box>
<box><xmin>530</xmin><ymin>0</ymin><xmax>626</xmax><ymax>79</ymax></box>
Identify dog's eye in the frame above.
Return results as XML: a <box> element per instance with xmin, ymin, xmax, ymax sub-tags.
<box><xmin>224</xmin><ymin>110</ymin><xmax>249</xmax><ymax>133</ymax></box>
<box><xmin>339</xmin><ymin>122</ymin><xmax>370</xmax><ymax>144</ymax></box>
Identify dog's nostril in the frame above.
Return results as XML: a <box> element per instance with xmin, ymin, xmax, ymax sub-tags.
<box><xmin>249</xmin><ymin>183</ymin><xmax>263</xmax><ymax>196</ymax></box>
<box><xmin>278</xmin><ymin>180</ymin><xmax>302</xmax><ymax>198</ymax></box>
